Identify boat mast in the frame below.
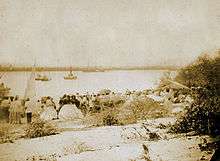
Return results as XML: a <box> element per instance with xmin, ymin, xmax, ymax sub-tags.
<box><xmin>70</xmin><ymin>67</ymin><xmax>73</xmax><ymax>74</ymax></box>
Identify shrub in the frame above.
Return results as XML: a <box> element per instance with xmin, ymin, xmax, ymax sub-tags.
<box><xmin>25</xmin><ymin>119</ymin><xmax>58</xmax><ymax>138</ymax></box>
<box><xmin>172</xmin><ymin>51</ymin><xmax>220</xmax><ymax>134</ymax></box>
<box><xmin>117</xmin><ymin>98</ymin><xmax>168</xmax><ymax>125</ymax></box>
<box><xmin>103</xmin><ymin>113</ymin><xmax>118</xmax><ymax>126</ymax></box>
<box><xmin>0</xmin><ymin>123</ymin><xmax>13</xmax><ymax>143</ymax></box>
<box><xmin>84</xmin><ymin>97</ymin><xmax>167</xmax><ymax>126</ymax></box>
<box><xmin>148</xmin><ymin>132</ymin><xmax>161</xmax><ymax>141</ymax></box>
<box><xmin>83</xmin><ymin>101</ymin><xmax>123</xmax><ymax>126</ymax></box>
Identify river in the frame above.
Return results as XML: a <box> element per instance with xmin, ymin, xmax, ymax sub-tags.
<box><xmin>0</xmin><ymin>70</ymin><xmax>174</xmax><ymax>100</ymax></box>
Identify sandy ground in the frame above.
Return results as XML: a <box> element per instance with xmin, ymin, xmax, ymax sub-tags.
<box><xmin>0</xmin><ymin>117</ymin><xmax>214</xmax><ymax>161</ymax></box>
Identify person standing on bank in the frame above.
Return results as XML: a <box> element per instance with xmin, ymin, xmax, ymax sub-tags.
<box><xmin>9</xmin><ymin>96</ymin><xmax>23</xmax><ymax>124</ymax></box>
<box><xmin>25</xmin><ymin>98</ymin><xmax>36</xmax><ymax>123</ymax></box>
<box><xmin>0</xmin><ymin>97</ymin><xmax>11</xmax><ymax>122</ymax></box>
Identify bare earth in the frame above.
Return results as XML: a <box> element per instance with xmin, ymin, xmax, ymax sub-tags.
<box><xmin>0</xmin><ymin>118</ymin><xmax>213</xmax><ymax>161</ymax></box>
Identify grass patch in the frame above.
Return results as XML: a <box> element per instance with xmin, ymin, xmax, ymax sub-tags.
<box><xmin>83</xmin><ymin>97</ymin><xmax>168</xmax><ymax>126</ymax></box>
<box><xmin>117</xmin><ymin>98</ymin><xmax>168</xmax><ymax>125</ymax></box>
<box><xmin>0</xmin><ymin>123</ymin><xmax>13</xmax><ymax>143</ymax></box>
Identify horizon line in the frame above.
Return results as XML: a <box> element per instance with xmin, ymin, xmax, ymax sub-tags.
<box><xmin>0</xmin><ymin>65</ymin><xmax>180</xmax><ymax>72</ymax></box>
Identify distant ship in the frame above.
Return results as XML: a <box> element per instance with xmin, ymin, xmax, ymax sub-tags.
<box><xmin>64</xmin><ymin>70</ymin><xmax>77</xmax><ymax>80</ymax></box>
<box><xmin>83</xmin><ymin>59</ymin><xmax>105</xmax><ymax>72</ymax></box>
<box><xmin>97</xmin><ymin>69</ymin><xmax>105</xmax><ymax>72</ymax></box>
<box><xmin>82</xmin><ymin>69</ymin><xmax>97</xmax><ymax>72</ymax></box>
<box><xmin>82</xmin><ymin>68</ymin><xmax>105</xmax><ymax>72</ymax></box>
<box><xmin>35</xmin><ymin>74</ymin><xmax>51</xmax><ymax>81</ymax></box>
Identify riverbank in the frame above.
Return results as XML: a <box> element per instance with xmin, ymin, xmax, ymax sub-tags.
<box><xmin>0</xmin><ymin>69</ymin><xmax>217</xmax><ymax>160</ymax></box>
<box><xmin>0</xmin><ymin>117</ymin><xmax>213</xmax><ymax>161</ymax></box>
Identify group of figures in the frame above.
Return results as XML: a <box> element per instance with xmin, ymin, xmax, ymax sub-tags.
<box><xmin>0</xmin><ymin>88</ymin><xmax>193</xmax><ymax>124</ymax></box>
<box><xmin>0</xmin><ymin>90</ymin><xmax>125</xmax><ymax>124</ymax></box>
<box><xmin>0</xmin><ymin>95</ymin><xmax>54</xmax><ymax>123</ymax></box>
<box><xmin>0</xmin><ymin>95</ymin><xmax>84</xmax><ymax>124</ymax></box>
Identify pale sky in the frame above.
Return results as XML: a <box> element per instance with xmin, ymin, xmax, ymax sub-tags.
<box><xmin>0</xmin><ymin>0</ymin><xmax>219</xmax><ymax>67</ymax></box>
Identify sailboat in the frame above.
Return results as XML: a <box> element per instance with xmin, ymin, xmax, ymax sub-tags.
<box><xmin>35</xmin><ymin>74</ymin><xmax>51</xmax><ymax>81</ymax></box>
<box><xmin>35</xmin><ymin>67</ymin><xmax>51</xmax><ymax>81</ymax></box>
<box><xmin>64</xmin><ymin>68</ymin><xmax>77</xmax><ymax>80</ymax></box>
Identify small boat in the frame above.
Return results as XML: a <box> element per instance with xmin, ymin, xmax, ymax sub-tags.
<box><xmin>96</xmin><ymin>69</ymin><xmax>105</xmax><ymax>72</ymax></box>
<box><xmin>64</xmin><ymin>71</ymin><xmax>77</xmax><ymax>80</ymax></box>
<box><xmin>35</xmin><ymin>74</ymin><xmax>51</xmax><ymax>81</ymax></box>
<box><xmin>83</xmin><ymin>69</ymin><xmax>105</xmax><ymax>72</ymax></box>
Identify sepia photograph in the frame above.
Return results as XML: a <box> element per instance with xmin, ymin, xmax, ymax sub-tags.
<box><xmin>0</xmin><ymin>0</ymin><xmax>220</xmax><ymax>160</ymax></box>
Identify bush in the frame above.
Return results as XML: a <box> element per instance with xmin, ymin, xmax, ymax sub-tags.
<box><xmin>103</xmin><ymin>113</ymin><xmax>118</xmax><ymax>126</ymax></box>
<box><xmin>0</xmin><ymin>123</ymin><xmax>13</xmax><ymax>143</ymax></box>
<box><xmin>117</xmin><ymin>98</ymin><xmax>168</xmax><ymax>125</ymax></box>
<box><xmin>172</xmin><ymin>51</ymin><xmax>220</xmax><ymax>134</ymax></box>
<box><xmin>25</xmin><ymin>119</ymin><xmax>58</xmax><ymax>138</ymax></box>
<box><xmin>84</xmin><ymin>97</ymin><xmax>167</xmax><ymax>126</ymax></box>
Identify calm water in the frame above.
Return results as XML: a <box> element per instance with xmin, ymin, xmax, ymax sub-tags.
<box><xmin>0</xmin><ymin>70</ymin><xmax>171</xmax><ymax>99</ymax></box>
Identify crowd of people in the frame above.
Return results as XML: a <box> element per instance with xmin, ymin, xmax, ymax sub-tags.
<box><xmin>0</xmin><ymin>91</ymin><xmax>123</xmax><ymax>124</ymax></box>
<box><xmin>0</xmin><ymin>88</ymin><xmax>193</xmax><ymax>124</ymax></box>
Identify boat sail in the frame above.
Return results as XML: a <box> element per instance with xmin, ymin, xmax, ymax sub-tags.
<box><xmin>24</xmin><ymin>67</ymin><xmax>36</xmax><ymax>100</ymax></box>
<box><xmin>24</xmin><ymin>66</ymin><xmax>37</xmax><ymax>123</ymax></box>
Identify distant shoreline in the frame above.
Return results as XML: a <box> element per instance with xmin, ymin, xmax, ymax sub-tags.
<box><xmin>0</xmin><ymin>66</ymin><xmax>179</xmax><ymax>72</ymax></box>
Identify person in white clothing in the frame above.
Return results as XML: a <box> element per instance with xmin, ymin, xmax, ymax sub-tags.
<box><xmin>25</xmin><ymin>98</ymin><xmax>36</xmax><ymax>123</ymax></box>
<box><xmin>40</xmin><ymin>98</ymin><xmax>57</xmax><ymax>121</ymax></box>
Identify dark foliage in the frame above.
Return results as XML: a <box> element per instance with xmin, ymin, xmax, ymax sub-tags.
<box><xmin>172</xmin><ymin>51</ymin><xmax>220</xmax><ymax>134</ymax></box>
<box><xmin>103</xmin><ymin>113</ymin><xmax>119</xmax><ymax>126</ymax></box>
<box><xmin>25</xmin><ymin>119</ymin><xmax>58</xmax><ymax>138</ymax></box>
<box><xmin>0</xmin><ymin>124</ymin><xmax>13</xmax><ymax>143</ymax></box>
